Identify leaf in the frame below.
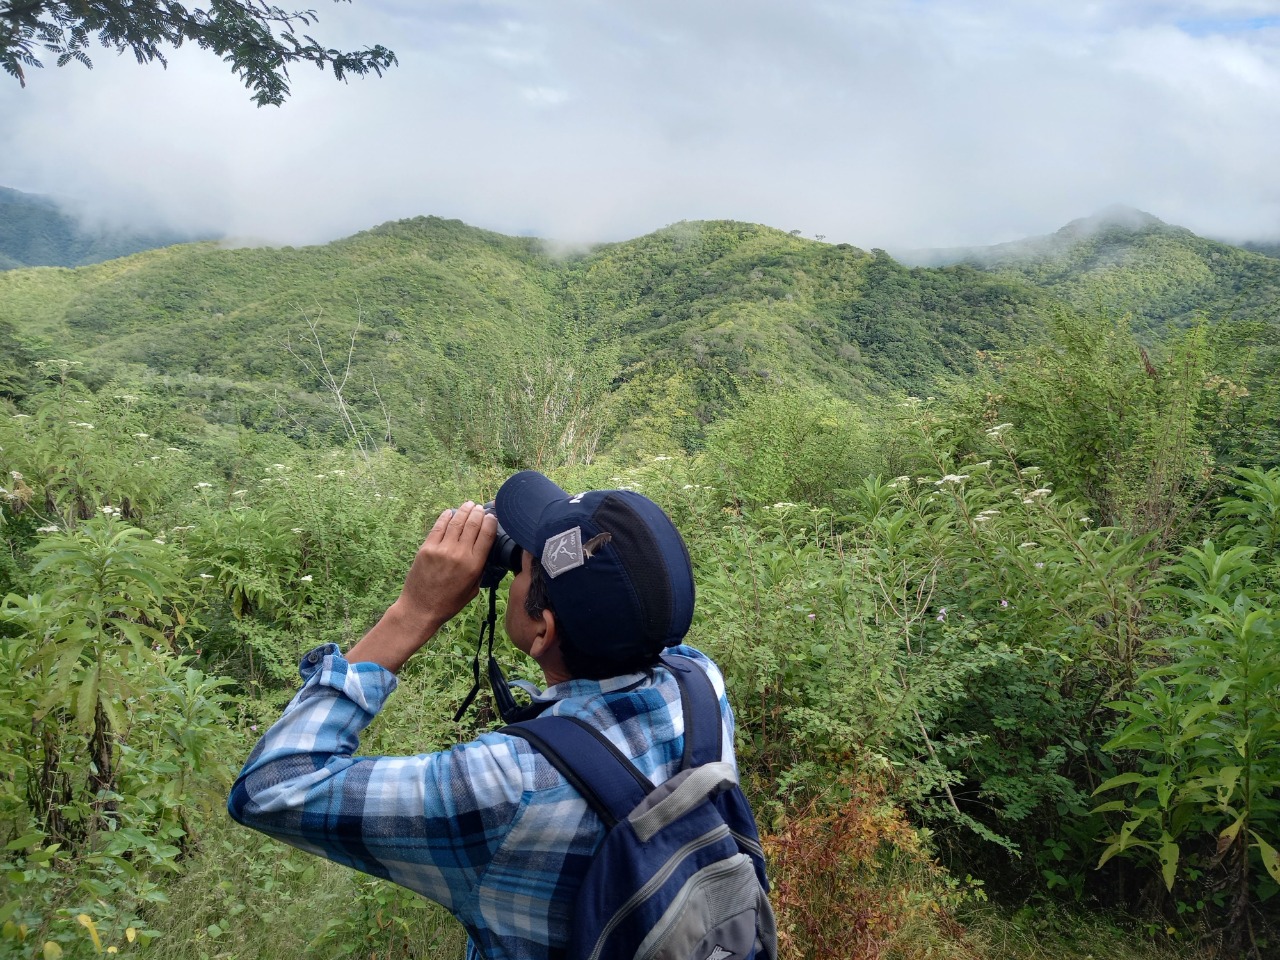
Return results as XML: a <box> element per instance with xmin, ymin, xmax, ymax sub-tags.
<box><xmin>1097</xmin><ymin>840</ymin><xmax>1122</xmax><ymax>869</ymax></box>
<box><xmin>125</xmin><ymin>928</ymin><xmax>136</xmax><ymax>944</ymax></box>
<box><xmin>75</xmin><ymin>665</ymin><xmax>100</xmax><ymax>735</ymax></box>
<box><xmin>1159</xmin><ymin>840</ymin><xmax>1180</xmax><ymax>891</ymax></box>
<box><xmin>1089</xmin><ymin>800</ymin><xmax>1126</xmax><ymax>815</ymax></box>
<box><xmin>76</xmin><ymin>913</ymin><xmax>103</xmax><ymax>953</ymax></box>
<box><xmin>43</xmin><ymin>942</ymin><xmax>63</xmax><ymax>960</ymax></box>
<box><xmin>1093</xmin><ymin>772</ymin><xmax>1148</xmax><ymax>796</ymax></box>
<box><xmin>1211</xmin><ymin>816</ymin><xmax>1244</xmax><ymax>866</ymax></box>
<box><xmin>1252</xmin><ymin>833</ymin><xmax>1280</xmax><ymax>886</ymax></box>
<box><xmin>5</xmin><ymin>832</ymin><xmax>44</xmax><ymax>851</ymax></box>
<box><xmin>27</xmin><ymin>844</ymin><xmax>61</xmax><ymax>864</ymax></box>
<box><xmin>100</xmin><ymin>697</ymin><xmax>127</xmax><ymax>734</ymax></box>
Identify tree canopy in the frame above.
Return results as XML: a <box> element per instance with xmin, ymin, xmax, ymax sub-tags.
<box><xmin>1</xmin><ymin>0</ymin><xmax>396</xmax><ymax>106</ymax></box>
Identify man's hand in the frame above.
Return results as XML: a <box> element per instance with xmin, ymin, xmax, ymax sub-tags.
<box><xmin>347</xmin><ymin>501</ymin><xmax>497</xmax><ymax>673</ymax></box>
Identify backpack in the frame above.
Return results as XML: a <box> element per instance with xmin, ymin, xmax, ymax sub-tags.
<box><xmin>503</xmin><ymin>654</ymin><xmax>777</xmax><ymax>960</ymax></box>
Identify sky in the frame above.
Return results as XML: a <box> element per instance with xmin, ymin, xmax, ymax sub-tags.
<box><xmin>2</xmin><ymin>0</ymin><xmax>1280</xmax><ymax>251</ymax></box>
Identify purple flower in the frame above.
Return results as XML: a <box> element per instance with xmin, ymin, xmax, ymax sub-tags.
<box><xmin>807</xmin><ymin>613</ymin><xmax>816</xmax><ymax>621</ymax></box>
<box><xmin>936</xmin><ymin>607</ymin><xmax>947</xmax><ymax>622</ymax></box>
<box><xmin>250</xmin><ymin>725</ymin><xmax>259</xmax><ymax>733</ymax></box>
<box><xmin>1000</xmin><ymin>599</ymin><xmax>1009</xmax><ymax>608</ymax></box>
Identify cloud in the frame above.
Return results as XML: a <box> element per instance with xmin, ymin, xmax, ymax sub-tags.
<box><xmin>2</xmin><ymin>0</ymin><xmax>1278</xmax><ymax>250</ymax></box>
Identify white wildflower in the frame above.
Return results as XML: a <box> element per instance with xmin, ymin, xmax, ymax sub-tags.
<box><xmin>166</xmin><ymin>447</ymin><xmax>182</xmax><ymax>453</ymax></box>
<box><xmin>272</xmin><ymin>464</ymin><xmax>286</xmax><ymax>471</ymax></box>
<box><xmin>299</xmin><ymin>575</ymin><xmax>313</xmax><ymax>582</ymax></box>
<box><xmin>232</xmin><ymin>490</ymin><xmax>247</xmax><ymax>497</ymax></box>
<box><xmin>37</xmin><ymin>524</ymin><xmax>60</xmax><ymax>533</ymax></box>
<box><xmin>195</xmin><ymin>482</ymin><xmax>213</xmax><ymax>490</ymax></box>
<box><xmin>653</xmin><ymin>456</ymin><xmax>672</xmax><ymax>462</ymax></box>
<box><xmin>198</xmin><ymin>573</ymin><xmax>214</xmax><ymax>579</ymax></box>
<box><xmin>291</xmin><ymin>528</ymin><xmax>303</xmax><ymax>534</ymax></box>
<box><xmin>1035</xmin><ymin>562</ymin><xmax>1045</xmax><ymax>569</ymax></box>
<box><xmin>934</xmin><ymin>474</ymin><xmax>970</xmax><ymax>486</ymax></box>
<box><xmin>1022</xmin><ymin>498</ymin><xmax>1035</xmax><ymax>504</ymax></box>
<box><xmin>9</xmin><ymin>470</ymin><xmax>22</xmax><ymax>480</ymax></box>
<box><xmin>133</xmin><ymin>433</ymin><xmax>149</xmax><ymax>439</ymax></box>
<box><xmin>1019</xmin><ymin>542</ymin><xmax>1039</xmax><ymax>549</ymax></box>
<box><xmin>1029</xmin><ymin>488</ymin><xmax>1052</xmax><ymax>498</ymax></box>
<box><xmin>152</xmin><ymin>538</ymin><xmax>166</xmax><ymax>545</ymax></box>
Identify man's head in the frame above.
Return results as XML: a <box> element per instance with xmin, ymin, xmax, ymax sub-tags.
<box><xmin>494</xmin><ymin>471</ymin><xmax>694</xmax><ymax>680</ymax></box>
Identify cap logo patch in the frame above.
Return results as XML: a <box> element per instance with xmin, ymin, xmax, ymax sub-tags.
<box><xmin>542</xmin><ymin>527</ymin><xmax>585</xmax><ymax>578</ymax></box>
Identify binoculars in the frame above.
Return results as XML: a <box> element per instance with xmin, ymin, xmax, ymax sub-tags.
<box><xmin>480</xmin><ymin>502</ymin><xmax>522</xmax><ymax>589</ymax></box>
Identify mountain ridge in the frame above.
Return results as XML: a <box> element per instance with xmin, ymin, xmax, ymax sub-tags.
<box><xmin>1</xmin><ymin>206</ymin><xmax>1275</xmax><ymax>459</ymax></box>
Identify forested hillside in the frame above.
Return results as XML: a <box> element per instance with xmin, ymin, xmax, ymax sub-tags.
<box><xmin>0</xmin><ymin>213</ymin><xmax>1099</xmax><ymax>455</ymax></box>
<box><xmin>911</xmin><ymin>206</ymin><xmax>1280</xmax><ymax>334</ymax></box>
<box><xmin>0</xmin><ymin>188</ymin><xmax>194</xmax><ymax>272</ymax></box>
<box><xmin>2</xmin><ymin>210</ymin><xmax>1279</xmax><ymax>960</ymax></box>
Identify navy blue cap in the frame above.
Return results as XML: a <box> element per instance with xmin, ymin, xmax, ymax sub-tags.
<box><xmin>495</xmin><ymin>471</ymin><xmax>695</xmax><ymax>662</ymax></box>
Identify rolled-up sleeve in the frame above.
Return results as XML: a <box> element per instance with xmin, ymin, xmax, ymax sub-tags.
<box><xmin>228</xmin><ymin>644</ymin><xmax>528</xmax><ymax>912</ymax></box>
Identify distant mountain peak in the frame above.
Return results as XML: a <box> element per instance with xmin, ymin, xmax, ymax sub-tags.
<box><xmin>1056</xmin><ymin>205</ymin><xmax>1172</xmax><ymax>240</ymax></box>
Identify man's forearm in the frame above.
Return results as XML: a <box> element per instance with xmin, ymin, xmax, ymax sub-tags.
<box><xmin>345</xmin><ymin>502</ymin><xmax>496</xmax><ymax>673</ymax></box>
<box><xmin>346</xmin><ymin>598</ymin><xmax>443</xmax><ymax>674</ymax></box>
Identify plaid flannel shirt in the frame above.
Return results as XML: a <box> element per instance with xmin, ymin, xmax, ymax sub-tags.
<box><xmin>228</xmin><ymin>642</ymin><xmax>736</xmax><ymax>960</ymax></box>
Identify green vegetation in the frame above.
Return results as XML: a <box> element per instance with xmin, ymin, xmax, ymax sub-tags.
<box><xmin>1</xmin><ymin>210</ymin><xmax>1278</xmax><ymax>958</ymax></box>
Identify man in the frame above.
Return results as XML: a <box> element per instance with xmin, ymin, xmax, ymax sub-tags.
<box><xmin>228</xmin><ymin>471</ymin><xmax>745</xmax><ymax>960</ymax></box>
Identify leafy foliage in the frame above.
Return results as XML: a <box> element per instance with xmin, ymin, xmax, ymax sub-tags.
<box><xmin>1094</xmin><ymin>481</ymin><xmax>1280</xmax><ymax>956</ymax></box>
<box><xmin>1</xmin><ymin>1</ymin><xmax>397</xmax><ymax>106</ymax></box>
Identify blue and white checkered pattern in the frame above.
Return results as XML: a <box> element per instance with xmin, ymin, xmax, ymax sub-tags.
<box><xmin>228</xmin><ymin>643</ymin><xmax>736</xmax><ymax>960</ymax></box>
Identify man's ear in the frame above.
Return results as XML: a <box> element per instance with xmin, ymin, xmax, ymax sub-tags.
<box><xmin>528</xmin><ymin>608</ymin><xmax>557</xmax><ymax>662</ymax></box>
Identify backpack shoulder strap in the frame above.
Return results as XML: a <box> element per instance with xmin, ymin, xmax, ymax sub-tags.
<box><xmin>503</xmin><ymin>715</ymin><xmax>653</xmax><ymax>828</ymax></box>
<box><xmin>661</xmin><ymin>654</ymin><xmax>723</xmax><ymax>769</ymax></box>
<box><xmin>503</xmin><ymin>656</ymin><xmax>724</xmax><ymax>822</ymax></box>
